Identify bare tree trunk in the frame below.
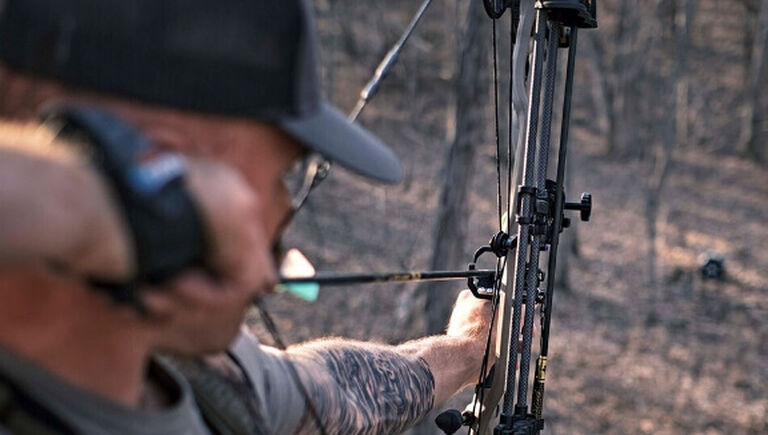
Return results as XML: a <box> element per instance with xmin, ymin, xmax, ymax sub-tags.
<box><xmin>583</xmin><ymin>32</ymin><xmax>614</xmax><ymax>153</ymax></box>
<box><xmin>738</xmin><ymin>0</ymin><xmax>768</xmax><ymax>162</ymax></box>
<box><xmin>591</xmin><ymin>0</ymin><xmax>644</xmax><ymax>156</ymax></box>
<box><xmin>421</xmin><ymin>0</ymin><xmax>491</xmax><ymax>338</ymax></box>
<box><xmin>324</xmin><ymin>0</ymin><xmax>340</xmax><ymax>102</ymax></box>
<box><xmin>407</xmin><ymin>8</ymin><xmax>491</xmax><ymax>433</ymax></box>
<box><xmin>646</xmin><ymin>0</ymin><xmax>693</xmax><ymax>317</ymax></box>
<box><xmin>675</xmin><ymin>0</ymin><xmax>696</xmax><ymax>148</ymax></box>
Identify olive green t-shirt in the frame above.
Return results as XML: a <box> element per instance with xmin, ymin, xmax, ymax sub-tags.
<box><xmin>0</xmin><ymin>329</ymin><xmax>307</xmax><ymax>435</ymax></box>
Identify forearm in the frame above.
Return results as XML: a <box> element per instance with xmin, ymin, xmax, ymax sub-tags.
<box><xmin>285</xmin><ymin>335</ymin><xmax>481</xmax><ymax>434</ymax></box>
<box><xmin>0</xmin><ymin>129</ymin><xmax>131</xmax><ymax>279</ymax></box>
<box><xmin>397</xmin><ymin>334</ymin><xmax>485</xmax><ymax>405</ymax></box>
<box><xmin>287</xmin><ymin>339</ymin><xmax>433</xmax><ymax>434</ymax></box>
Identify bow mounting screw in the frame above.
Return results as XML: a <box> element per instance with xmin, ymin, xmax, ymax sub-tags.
<box><xmin>482</xmin><ymin>0</ymin><xmax>517</xmax><ymax>19</ymax></box>
<box><xmin>565</xmin><ymin>192</ymin><xmax>592</xmax><ymax>222</ymax></box>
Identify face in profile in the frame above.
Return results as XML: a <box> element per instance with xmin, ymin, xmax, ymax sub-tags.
<box><xmin>0</xmin><ymin>67</ymin><xmax>307</xmax><ymax>354</ymax></box>
<box><xmin>131</xmin><ymin>110</ymin><xmax>305</xmax><ymax>353</ymax></box>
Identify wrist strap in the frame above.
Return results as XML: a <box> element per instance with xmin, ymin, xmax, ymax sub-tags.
<box><xmin>41</xmin><ymin>105</ymin><xmax>207</xmax><ymax>286</ymax></box>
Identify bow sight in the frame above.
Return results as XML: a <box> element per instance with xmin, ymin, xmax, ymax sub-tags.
<box><xmin>436</xmin><ymin>1</ymin><xmax>597</xmax><ymax>434</ymax></box>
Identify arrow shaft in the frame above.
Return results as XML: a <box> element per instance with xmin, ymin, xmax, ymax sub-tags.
<box><xmin>280</xmin><ymin>269</ymin><xmax>496</xmax><ymax>286</ymax></box>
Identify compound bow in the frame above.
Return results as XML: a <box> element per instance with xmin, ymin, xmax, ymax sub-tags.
<box><xmin>266</xmin><ymin>1</ymin><xmax>598</xmax><ymax>434</ymax></box>
<box><xmin>434</xmin><ymin>2</ymin><xmax>598</xmax><ymax>434</ymax></box>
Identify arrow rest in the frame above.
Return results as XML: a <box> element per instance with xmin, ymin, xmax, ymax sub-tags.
<box><xmin>467</xmin><ymin>233</ymin><xmax>518</xmax><ymax>299</ymax></box>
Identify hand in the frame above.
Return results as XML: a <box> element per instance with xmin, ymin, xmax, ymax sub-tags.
<box><xmin>446</xmin><ymin>290</ymin><xmax>496</xmax><ymax>360</ymax></box>
<box><xmin>400</xmin><ymin>291</ymin><xmax>499</xmax><ymax>403</ymax></box>
<box><xmin>141</xmin><ymin>269</ymin><xmax>262</xmax><ymax>353</ymax></box>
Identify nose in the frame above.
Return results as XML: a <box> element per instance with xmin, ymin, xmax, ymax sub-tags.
<box><xmin>268</xmin><ymin>183</ymin><xmax>295</xmax><ymax>244</ymax></box>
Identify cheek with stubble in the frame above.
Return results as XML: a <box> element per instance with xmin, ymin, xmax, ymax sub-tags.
<box><xmin>146</xmin><ymin>272</ymin><xmax>261</xmax><ymax>354</ymax></box>
<box><xmin>262</xmin><ymin>181</ymin><xmax>294</xmax><ymax>246</ymax></box>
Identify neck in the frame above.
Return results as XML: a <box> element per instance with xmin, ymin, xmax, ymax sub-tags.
<box><xmin>0</xmin><ymin>268</ymin><xmax>154</xmax><ymax>407</ymax></box>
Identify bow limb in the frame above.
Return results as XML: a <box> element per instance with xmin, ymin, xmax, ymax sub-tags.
<box><xmin>470</xmin><ymin>284</ymin><xmax>512</xmax><ymax>434</ymax></box>
<box><xmin>466</xmin><ymin>2</ymin><xmax>535</xmax><ymax>433</ymax></box>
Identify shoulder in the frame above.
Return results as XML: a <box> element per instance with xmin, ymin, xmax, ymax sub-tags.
<box><xmin>161</xmin><ymin>331</ymin><xmax>274</xmax><ymax>435</ymax></box>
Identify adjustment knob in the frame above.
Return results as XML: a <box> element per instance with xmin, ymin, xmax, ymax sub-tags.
<box><xmin>564</xmin><ymin>192</ymin><xmax>592</xmax><ymax>222</ymax></box>
<box><xmin>579</xmin><ymin>192</ymin><xmax>592</xmax><ymax>222</ymax></box>
<box><xmin>435</xmin><ymin>409</ymin><xmax>464</xmax><ymax>434</ymax></box>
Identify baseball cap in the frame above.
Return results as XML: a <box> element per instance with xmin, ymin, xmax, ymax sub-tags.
<box><xmin>0</xmin><ymin>0</ymin><xmax>403</xmax><ymax>183</ymax></box>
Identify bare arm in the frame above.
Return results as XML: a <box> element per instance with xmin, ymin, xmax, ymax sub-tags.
<box><xmin>284</xmin><ymin>290</ymin><xmax>491</xmax><ymax>434</ymax></box>
<box><xmin>284</xmin><ymin>339</ymin><xmax>436</xmax><ymax>434</ymax></box>
<box><xmin>228</xmin><ymin>291</ymin><xmax>492</xmax><ymax>434</ymax></box>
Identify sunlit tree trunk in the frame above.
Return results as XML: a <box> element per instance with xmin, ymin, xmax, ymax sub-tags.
<box><xmin>739</xmin><ymin>0</ymin><xmax>768</xmax><ymax>162</ymax></box>
<box><xmin>421</xmin><ymin>1</ymin><xmax>490</xmax><ymax>339</ymax></box>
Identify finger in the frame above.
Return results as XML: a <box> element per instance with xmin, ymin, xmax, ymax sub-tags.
<box><xmin>139</xmin><ymin>271</ymin><xmax>217</xmax><ymax>317</ymax></box>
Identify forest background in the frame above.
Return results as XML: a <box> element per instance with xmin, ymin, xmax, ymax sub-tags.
<box><xmin>250</xmin><ymin>1</ymin><xmax>768</xmax><ymax>433</ymax></box>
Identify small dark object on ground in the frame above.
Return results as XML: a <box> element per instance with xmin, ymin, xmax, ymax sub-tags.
<box><xmin>699</xmin><ymin>251</ymin><xmax>725</xmax><ymax>280</ymax></box>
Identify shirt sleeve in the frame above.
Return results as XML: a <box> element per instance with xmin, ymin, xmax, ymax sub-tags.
<box><xmin>228</xmin><ymin>327</ymin><xmax>436</xmax><ymax>435</ymax></box>
<box><xmin>228</xmin><ymin>327</ymin><xmax>307</xmax><ymax>435</ymax></box>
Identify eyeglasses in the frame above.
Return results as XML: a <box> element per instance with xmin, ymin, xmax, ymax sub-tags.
<box><xmin>283</xmin><ymin>153</ymin><xmax>331</xmax><ymax>214</ymax></box>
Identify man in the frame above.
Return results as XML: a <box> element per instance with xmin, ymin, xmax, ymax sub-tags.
<box><xmin>0</xmin><ymin>0</ymin><xmax>495</xmax><ymax>434</ymax></box>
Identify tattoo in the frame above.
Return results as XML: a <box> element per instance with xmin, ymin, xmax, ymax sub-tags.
<box><xmin>289</xmin><ymin>341</ymin><xmax>435</xmax><ymax>435</ymax></box>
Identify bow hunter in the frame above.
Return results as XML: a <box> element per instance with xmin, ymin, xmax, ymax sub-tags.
<box><xmin>0</xmin><ymin>0</ymin><xmax>500</xmax><ymax>434</ymax></box>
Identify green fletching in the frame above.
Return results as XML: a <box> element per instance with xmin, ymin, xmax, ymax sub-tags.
<box><xmin>275</xmin><ymin>282</ymin><xmax>320</xmax><ymax>302</ymax></box>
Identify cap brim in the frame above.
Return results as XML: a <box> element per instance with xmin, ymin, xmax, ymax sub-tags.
<box><xmin>279</xmin><ymin>102</ymin><xmax>403</xmax><ymax>184</ymax></box>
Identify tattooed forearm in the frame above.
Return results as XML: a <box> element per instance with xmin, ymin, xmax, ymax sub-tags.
<box><xmin>288</xmin><ymin>341</ymin><xmax>435</xmax><ymax>435</ymax></box>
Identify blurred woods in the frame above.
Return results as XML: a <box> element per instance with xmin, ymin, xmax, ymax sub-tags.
<box><xmin>308</xmin><ymin>0</ymin><xmax>768</xmax><ymax>325</ymax></box>
<box><xmin>268</xmin><ymin>0</ymin><xmax>768</xmax><ymax>433</ymax></box>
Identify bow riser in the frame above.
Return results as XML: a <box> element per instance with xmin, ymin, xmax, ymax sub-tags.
<box><xmin>492</xmin><ymin>2</ymin><xmax>597</xmax><ymax>434</ymax></box>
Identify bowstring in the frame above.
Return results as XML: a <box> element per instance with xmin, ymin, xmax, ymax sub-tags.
<box><xmin>468</xmin><ymin>11</ymin><xmax>511</xmax><ymax>433</ymax></box>
<box><xmin>470</xmin><ymin>1</ymin><xmax>520</xmax><ymax>430</ymax></box>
